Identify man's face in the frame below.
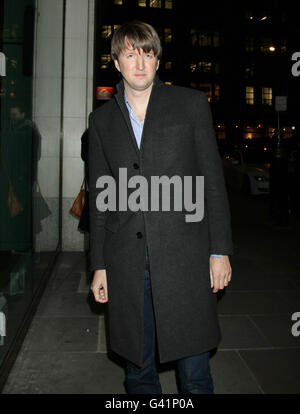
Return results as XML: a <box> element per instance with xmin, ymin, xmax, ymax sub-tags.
<box><xmin>114</xmin><ymin>42</ymin><xmax>159</xmax><ymax>92</ymax></box>
<box><xmin>10</xmin><ymin>107</ymin><xmax>25</xmax><ymax>123</ymax></box>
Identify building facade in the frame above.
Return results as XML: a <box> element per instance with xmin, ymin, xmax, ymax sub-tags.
<box><xmin>94</xmin><ymin>0</ymin><xmax>300</xmax><ymax>146</ymax></box>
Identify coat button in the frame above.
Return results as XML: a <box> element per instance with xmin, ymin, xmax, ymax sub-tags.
<box><xmin>133</xmin><ymin>163</ymin><xmax>139</xmax><ymax>169</ymax></box>
<box><xmin>136</xmin><ymin>232</ymin><xmax>143</xmax><ymax>239</ymax></box>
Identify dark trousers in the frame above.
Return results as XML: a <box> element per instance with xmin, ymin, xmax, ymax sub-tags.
<box><xmin>125</xmin><ymin>248</ymin><xmax>214</xmax><ymax>394</ymax></box>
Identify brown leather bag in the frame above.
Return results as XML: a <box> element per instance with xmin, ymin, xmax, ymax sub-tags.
<box><xmin>1</xmin><ymin>150</ymin><xmax>24</xmax><ymax>218</ymax></box>
<box><xmin>70</xmin><ymin>178</ymin><xmax>86</xmax><ymax>218</ymax></box>
<box><xmin>8</xmin><ymin>182</ymin><xmax>23</xmax><ymax>218</ymax></box>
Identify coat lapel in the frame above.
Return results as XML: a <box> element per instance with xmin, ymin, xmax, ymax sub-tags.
<box><xmin>114</xmin><ymin>82</ymin><xmax>140</xmax><ymax>156</ymax></box>
<box><xmin>114</xmin><ymin>75</ymin><xmax>164</xmax><ymax>157</ymax></box>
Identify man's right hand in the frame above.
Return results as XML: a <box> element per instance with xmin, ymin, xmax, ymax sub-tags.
<box><xmin>90</xmin><ymin>270</ymin><xmax>108</xmax><ymax>303</ymax></box>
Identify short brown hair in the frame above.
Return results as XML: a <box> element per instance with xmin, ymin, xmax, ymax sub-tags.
<box><xmin>111</xmin><ymin>20</ymin><xmax>162</xmax><ymax>60</ymax></box>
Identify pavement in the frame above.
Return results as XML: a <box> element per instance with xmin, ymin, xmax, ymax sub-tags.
<box><xmin>2</xmin><ymin>189</ymin><xmax>300</xmax><ymax>394</ymax></box>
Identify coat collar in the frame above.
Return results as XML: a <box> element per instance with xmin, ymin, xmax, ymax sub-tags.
<box><xmin>114</xmin><ymin>74</ymin><xmax>164</xmax><ymax>156</ymax></box>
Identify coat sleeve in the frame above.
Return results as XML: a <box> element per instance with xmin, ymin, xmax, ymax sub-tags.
<box><xmin>88</xmin><ymin>112</ymin><xmax>111</xmax><ymax>271</ymax></box>
<box><xmin>194</xmin><ymin>92</ymin><xmax>234</xmax><ymax>255</ymax></box>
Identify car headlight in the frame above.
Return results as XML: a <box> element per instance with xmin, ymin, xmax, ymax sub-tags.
<box><xmin>254</xmin><ymin>175</ymin><xmax>266</xmax><ymax>182</ymax></box>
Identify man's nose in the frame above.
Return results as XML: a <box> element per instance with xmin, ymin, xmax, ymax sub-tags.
<box><xmin>136</xmin><ymin>54</ymin><xmax>145</xmax><ymax>70</ymax></box>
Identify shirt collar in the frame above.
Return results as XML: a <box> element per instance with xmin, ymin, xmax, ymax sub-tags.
<box><xmin>124</xmin><ymin>89</ymin><xmax>144</xmax><ymax>125</ymax></box>
<box><xmin>124</xmin><ymin>89</ymin><xmax>130</xmax><ymax>108</ymax></box>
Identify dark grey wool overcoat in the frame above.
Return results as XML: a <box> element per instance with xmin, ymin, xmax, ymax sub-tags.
<box><xmin>88</xmin><ymin>76</ymin><xmax>233</xmax><ymax>367</ymax></box>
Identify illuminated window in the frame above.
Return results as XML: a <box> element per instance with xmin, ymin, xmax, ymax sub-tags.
<box><xmin>282</xmin><ymin>126</ymin><xmax>292</xmax><ymax>138</ymax></box>
<box><xmin>138</xmin><ymin>0</ymin><xmax>147</xmax><ymax>6</ymax></box>
<box><xmin>199</xmin><ymin>83</ymin><xmax>213</xmax><ymax>102</ymax></box>
<box><xmin>190</xmin><ymin>63</ymin><xmax>197</xmax><ymax>72</ymax></box>
<box><xmin>164</xmin><ymin>28</ymin><xmax>172</xmax><ymax>43</ymax></box>
<box><xmin>199</xmin><ymin>84</ymin><xmax>220</xmax><ymax>102</ymax></box>
<box><xmin>267</xmin><ymin>127</ymin><xmax>276</xmax><ymax>138</ymax></box>
<box><xmin>199</xmin><ymin>33</ymin><xmax>211</xmax><ymax>46</ymax></box>
<box><xmin>190</xmin><ymin>30</ymin><xmax>219</xmax><ymax>48</ymax></box>
<box><xmin>164</xmin><ymin>81</ymin><xmax>172</xmax><ymax>85</ymax></box>
<box><xmin>245</xmin><ymin>36</ymin><xmax>254</xmax><ymax>52</ymax></box>
<box><xmin>214</xmin><ymin>84</ymin><xmax>220</xmax><ymax>101</ymax></box>
<box><xmin>199</xmin><ymin>61</ymin><xmax>212</xmax><ymax>72</ymax></box>
<box><xmin>246</xmin><ymin>86</ymin><xmax>254</xmax><ymax>105</ymax></box>
<box><xmin>165</xmin><ymin>61</ymin><xmax>172</xmax><ymax>70</ymax></box>
<box><xmin>243</xmin><ymin>126</ymin><xmax>263</xmax><ymax>140</ymax></box>
<box><xmin>190</xmin><ymin>29</ymin><xmax>197</xmax><ymax>46</ymax></box>
<box><xmin>190</xmin><ymin>61</ymin><xmax>214</xmax><ymax>73</ymax></box>
<box><xmin>262</xmin><ymin>87</ymin><xmax>272</xmax><ymax>106</ymax></box>
<box><xmin>165</xmin><ymin>0</ymin><xmax>173</xmax><ymax>9</ymax></box>
<box><xmin>150</xmin><ymin>0</ymin><xmax>161</xmax><ymax>7</ymax></box>
<box><xmin>114</xmin><ymin>0</ymin><xmax>123</xmax><ymax>4</ymax></box>
<box><xmin>101</xmin><ymin>25</ymin><xmax>112</xmax><ymax>38</ymax></box>
<box><xmin>100</xmin><ymin>54</ymin><xmax>111</xmax><ymax>69</ymax></box>
<box><xmin>114</xmin><ymin>25</ymin><xmax>121</xmax><ymax>32</ymax></box>
<box><xmin>199</xmin><ymin>33</ymin><xmax>211</xmax><ymax>47</ymax></box>
<box><xmin>260</xmin><ymin>36</ymin><xmax>275</xmax><ymax>53</ymax></box>
<box><xmin>190</xmin><ymin>82</ymin><xmax>197</xmax><ymax>88</ymax></box>
<box><xmin>215</xmin><ymin>125</ymin><xmax>226</xmax><ymax>140</ymax></box>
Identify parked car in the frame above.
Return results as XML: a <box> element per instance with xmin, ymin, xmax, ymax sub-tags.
<box><xmin>222</xmin><ymin>147</ymin><xmax>271</xmax><ymax>195</ymax></box>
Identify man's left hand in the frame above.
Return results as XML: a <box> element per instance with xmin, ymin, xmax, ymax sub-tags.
<box><xmin>209</xmin><ymin>255</ymin><xmax>232</xmax><ymax>293</ymax></box>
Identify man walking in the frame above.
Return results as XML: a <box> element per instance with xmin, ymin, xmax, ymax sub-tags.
<box><xmin>89</xmin><ymin>21</ymin><xmax>233</xmax><ymax>394</ymax></box>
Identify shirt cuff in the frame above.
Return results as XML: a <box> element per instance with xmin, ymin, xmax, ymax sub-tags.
<box><xmin>210</xmin><ymin>254</ymin><xmax>222</xmax><ymax>258</ymax></box>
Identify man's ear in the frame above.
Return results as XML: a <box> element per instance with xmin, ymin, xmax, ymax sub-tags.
<box><xmin>114</xmin><ymin>59</ymin><xmax>121</xmax><ymax>72</ymax></box>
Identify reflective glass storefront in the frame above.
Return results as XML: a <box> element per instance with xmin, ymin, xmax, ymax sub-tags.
<box><xmin>0</xmin><ymin>0</ymin><xmax>64</xmax><ymax>387</ymax></box>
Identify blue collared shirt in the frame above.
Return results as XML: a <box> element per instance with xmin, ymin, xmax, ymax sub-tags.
<box><xmin>124</xmin><ymin>91</ymin><xmax>222</xmax><ymax>258</ymax></box>
<box><xmin>124</xmin><ymin>91</ymin><xmax>144</xmax><ymax>149</ymax></box>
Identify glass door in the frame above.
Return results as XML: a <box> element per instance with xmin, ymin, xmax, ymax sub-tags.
<box><xmin>0</xmin><ymin>0</ymin><xmax>63</xmax><ymax>384</ymax></box>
